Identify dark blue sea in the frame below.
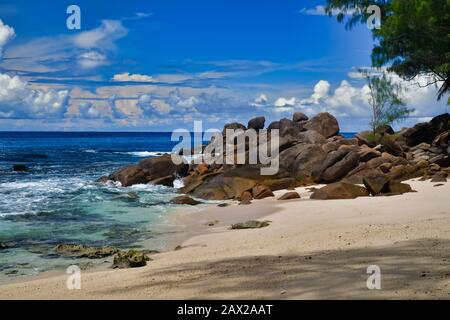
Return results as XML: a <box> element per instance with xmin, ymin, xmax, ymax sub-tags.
<box><xmin>0</xmin><ymin>131</ymin><xmax>355</xmax><ymax>280</ymax></box>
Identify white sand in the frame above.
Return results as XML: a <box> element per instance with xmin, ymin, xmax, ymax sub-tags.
<box><xmin>1</xmin><ymin>180</ymin><xmax>449</xmax><ymax>300</ymax></box>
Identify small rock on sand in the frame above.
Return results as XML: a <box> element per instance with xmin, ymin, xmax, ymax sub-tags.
<box><xmin>170</xmin><ymin>195</ymin><xmax>202</xmax><ymax>205</ymax></box>
<box><xmin>231</xmin><ymin>220</ymin><xmax>270</xmax><ymax>230</ymax></box>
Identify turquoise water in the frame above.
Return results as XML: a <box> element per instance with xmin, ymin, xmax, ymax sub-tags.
<box><xmin>0</xmin><ymin>132</ymin><xmax>186</xmax><ymax>280</ymax></box>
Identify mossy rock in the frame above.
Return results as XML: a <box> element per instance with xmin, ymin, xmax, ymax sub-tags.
<box><xmin>54</xmin><ymin>244</ymin><xmax>119</xmax><ymax>259</ymax></box>
<box><xmin>112</xmin><ymin>250</ymin><xmax>150</xmax><ymax>269</ymax></box>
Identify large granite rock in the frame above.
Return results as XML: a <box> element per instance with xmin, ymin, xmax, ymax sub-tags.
<box><xmin>312</xmin><ymin>148</ymin><xmax>360</xmax><ymax>183</ymax></box>
<box><xmin>222</xmin><ymin>122</ymin><xmax>247</xmax><ymax>134</ymax></box>
<box><xmin>107</xmin><ymin>154</ymin><xmax>188</xmax><ymax>187</ymax></box>
<box><xmin>248</xmin><ymin>116</ymin><xmax>265</xmax><ymax>130</ymax></box>
<box><xmin>402</xmin><ymin>113</ymin><xmax>450</xmax><ymax>146</ymax></box>
<box><xmin>293</xmin><ymin>112</ymin><xmax>308</xmax><ymax>122</ymax></box>
<box><xmin>279</xmin><ymin>143</ymin><xmax>326</xmax><ymax>181</ymax></box>
<box><xmin>310</xmin><ymin>182</ymin><xmax>369</xmax><ymax>200</ymax></box>
<box><xmin>278</xmin><ymin>191</ymin><xmax>301</xmax><ymax>200</ymax></box>
<box><xmin>363</xmin><ymin>175</ymin><xmax>390</xmax><ymax>195</ymax></box>
<box><xmin>251</xmin><ymin>184</ymin><xmax>274</xmax><ymax>199</ymax></box>
<box><xmin>304</xmin><ymin>112</ymin><xmax>340</xmax><ymax>138</ymax></box>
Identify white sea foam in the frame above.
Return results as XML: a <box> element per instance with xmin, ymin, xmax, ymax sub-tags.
<box><xmin>123</xmin><ymin>151</ymin><xmax>168</xmax><ymax>157</ymax></box>
<box><xmin>173</xmin><ymin>178</ymin><xmax>185</xmax><ymax>189</ymax></box>
<box><xmin>0</xmin><ymin>177</ymin><xmax>88</xmax><ymax>216</ymax></box>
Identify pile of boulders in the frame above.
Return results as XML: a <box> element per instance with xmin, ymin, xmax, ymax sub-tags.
<box><xmin>99</xmin><ymin>112</ymin><xmax>450</xmax><ymax>202</ymax></box>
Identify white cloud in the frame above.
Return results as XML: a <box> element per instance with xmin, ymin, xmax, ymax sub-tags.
<box><xmin>0</xmin><ymin>73</ymin><xmax>69</xmax><ymax>118</ymax></box>
<box><xmin>112</xmin><ymin>72</ymin><xmax>155</xmax><ymax>82</ymax></box>
<box><xmin>137</xmin><ymin>95</ymin><xmax>171</xmax><ymax>115</ymax></box>
<box><xmin>150</xmin><ymin>99</ymin><xmax>172</xmax><ymax>115</ymax></box>
<box><xmin>0</xmin><ymin>19</ymin><xmax>15</xmax><ymax>57</ymax></box>
<box><xmin>274</xmin><ymin>97</ymin><xmax>298</xmax><ymax>108</ymax></box>
<box><xmin>73</xmin><ymin>20</ymin><xmax>127</xmax><ymax>50</ymax></box>
<box><xmin>2</xmin><ymin>20</ymin><xmax>128</xmax><ymax>73</ymax></box>
<box><xmin>77</xmin><ymin>51</ymin><xmax>108</xmax><ymax>69</ymax></box>
<box><xmin>300</xmin><ymin>80</ymin><xmax>330</xmax><ymax>105</ymax></box>
<box><xmin>250</xmin><ymin>94</ymin><xmax>268</xmax><ymax>107</ymax></box>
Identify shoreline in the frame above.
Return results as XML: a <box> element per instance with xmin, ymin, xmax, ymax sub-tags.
<box><xmin>0</xmin><ymin>196</ymin><xmax>275</xmax><ymax>287</ymax></box>
<box><xmin>1</xmin><ymin>179</ymin><xmax>449</xmax><ymax>299</ymax></box>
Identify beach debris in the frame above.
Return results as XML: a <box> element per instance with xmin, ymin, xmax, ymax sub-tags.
<box><xmin>205</xmin><ymin>220</ymin><xmax>219</xmax><ymax>227</ymax></box>
<box><xmin>433</xmin><ymin>183</ymin><xmax>445</xmax><ymax>187</ymax></box>
<box><xmin>12</xmin><ymin>164</ymin><xmax>29</xmax><ymax>172</ymax></box>
<box><xmin>310</xmin><ymin>182</ymin><xmax>369</xmax><ymax>200</ymax></box>
<box><xmin>251</xmin><ymin>184</ymin><xmax>275</xmax><ymax>200</ymax></box>
<box><xmin>174</xmin><ymin>245</ymin><xmax>183</xmax><ymax>251</ymax></box>
<box><xmin>112</xmin><ymin>250</ymin><xmax>149</xmax><ymax>269</ymax></box>
<box><xmin>170</xmin><ymin>195</ymin><xmax>202</xmax><ymax>206</ymax></box>
<box><xmin>430</xmin><ymin>172</ymin><xmax>447</xmax><ymax>183</ymax></box>
<box><xmin>54</xmin><ymin>244</ymin><xmax>119</xmax><ymax>259</ymax></box>
<box><xmin>217</xmin><ymin>203</ymin><xmax>230</xmax><ymax>207</ymax></box>
<box><xmin>231</xmin><ymin>220</ymin><xmax>270</xmax><ymax>230</ymax></box>
<box><xmin>278</xmin><ymin>192</ymin><xmax>301</xmax><ymax>200</ymax></box>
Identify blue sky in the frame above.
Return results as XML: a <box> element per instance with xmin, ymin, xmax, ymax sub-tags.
<box><xmin>0</xmin><ymin>0</ymin><xmax>447</xmax><ymax>131</ymax></box>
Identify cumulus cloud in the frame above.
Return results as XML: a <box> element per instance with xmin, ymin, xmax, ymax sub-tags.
<box><xmin>274</xmin><ymin>97</ymin><xmax>297</xmax><ymax>108</ymax></box>
<box><xmin>112</xmin><ymin>72</ymin><xmax>155</xmax><ymax>82</ymax></box>
<box><xmin>300</xmin><ymin>80</ymin><xmax>330</xmax><ymax>105</ymax></box>
<box><xmin>0</xmin><ymin>19</ymin><xmax>15</xmax><ymax>57</ymax></box>
<box><xmin>137</xmin><ymin>95</ymin><xmax>172</xmax><ymax>116</ymax></box>
<box><xmin>150</xmin><ymin>99</ymin><xmax>171</xmax><ymax>115</ymax></box>
<box><xmin>0</xmin><ymin>73</ymin><xmax>69</xmax><ymax>119</ymax></box>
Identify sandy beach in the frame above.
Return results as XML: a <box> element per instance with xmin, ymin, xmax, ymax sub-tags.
<box><xmin>1</xmin><ymin>179</ymin><xmax>449</xmax><ymax>300</ymax></box>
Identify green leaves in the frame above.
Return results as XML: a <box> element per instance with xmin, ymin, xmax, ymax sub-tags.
<box><xmin>326</xmin><ymin>0</ymin><xmax>450</xmax><ymax>100</ymax></box>
<box><xmin>360</xmin><ymin>69</ymin><xmax>413</xmax><ymax>131</ymax></box>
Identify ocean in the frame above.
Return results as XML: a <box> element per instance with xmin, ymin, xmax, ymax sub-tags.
<box><xmin>0</xmin><ymin>131</ymin><xmax>356</xmax><ymax>280</ymax></box>
<box><xmin>0</xmin><ymin>132</ymin><xmax>190</xmax><ymax>280</ymax></box>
